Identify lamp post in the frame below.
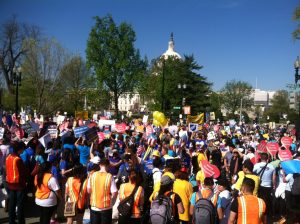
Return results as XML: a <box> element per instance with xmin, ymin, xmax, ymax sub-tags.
<box><xmin>178</xmin><ymin>83</ymin><xmax>186</xmax><ymax>123</ymax></box>
<box><xmin>13</xmin><ymin>66</ymin><xmax>22</xmax><ymax>116</ymax></box>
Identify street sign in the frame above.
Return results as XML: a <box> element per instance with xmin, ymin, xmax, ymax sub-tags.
<box><xmin>173</xmin><ymin>106</ymin><xmax>181</xmax><ymax>110</ymax></box>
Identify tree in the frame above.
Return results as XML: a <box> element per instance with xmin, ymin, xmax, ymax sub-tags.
<box><xmin>220</xmin><ymin>80</ymin><xmax>253</xmax><ymax>116</ymax></box>
<box><xmin>60</xmin><ymin>55</ymin><xmax>89</xmax><ymax>112</ymax></box>
<box><xmin>141</xmin><ymin>55</ymin><xmax>211</xmax><ymax>114</ymax></box>
<box><xmin>0</xmin><ymin>16</ymin><xmax>40</xmax><ymax>94</ymax></box>
<box><xmin>293</xmin><ymin>7</ymin><xmax>300</xmax><ymax>40</ymax></box>
<box><xmin>86</xmin><ymin>15</ymin><xmax>147</xmax><ymax>116</ymax></box>
<box><xmin>19</xmin><ymin>37</ymin><xmax>67</xmax><ymax>115</ymax></box>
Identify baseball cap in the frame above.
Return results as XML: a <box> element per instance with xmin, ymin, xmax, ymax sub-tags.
<box><xmin>161</xmin><ymin>175</ymin><xmax>174</xmax><ymax>186</ymax></box>
<box><xmin>152</xmin><ymin>150</ymin><xmax>160</xmax><ymax>157</ymax></box>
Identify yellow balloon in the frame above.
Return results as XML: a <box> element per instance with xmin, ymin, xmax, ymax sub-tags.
<box><xmin>153</xmin><ymin>111</ymin><xmax>159</xmax><ymax>119</ymax></box>
<box><xmin>157</xmin><ymin>113</ymin><xmax>165</xmax><ymax>123</ymax></box>
<box><xmin>161</xmin><ymin>118</ymin><xmax>167</xmax><ymax>127</ymax></box>
<box><xmin>153</xmin><ymin>119</ymin><xmax>161</xmax><ymax>127</ymax></box>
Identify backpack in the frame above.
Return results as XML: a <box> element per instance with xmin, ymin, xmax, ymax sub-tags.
<box><xmin>291</xmin><ymin>173</ymin><xmax>300</xmax><ymax>195</ymax></box>
<box><xmin>193</xmin><ymin>191</ymin><xmax>216</xmax><ymax>224</ymax></box>
<box><xmin>150</xmin><ymin>194</ymin><xmax>174</xmax><ymax>224</ymax></box>
<box><xmin>118</xmin><ymin>185</ymin><xmax>139</xmax><ymax>221</ymax></box>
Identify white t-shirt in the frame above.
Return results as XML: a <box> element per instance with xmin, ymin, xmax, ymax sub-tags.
<box><xmin>152</xmin><ymin>168</ymin><xmax>162</xmax><ymax>186</ymax></box>
<box><xmin>35</xmin><ymin>176</ymin><xmax>60</xmax><ymax>207</ymax></box>
<box><xmin>285</xmin><ymin>174</ymin><xmax>294</xmax><ymax>192</ymax></box>
<box><xmin>253</xmin><ymin>162</ymin><xmax>275</xmax><ymax>187</ymax></box>
<box><xmin>87</xmin><ymin>171</ymin><xmax>118</xmax><ymax>211</ymax></box>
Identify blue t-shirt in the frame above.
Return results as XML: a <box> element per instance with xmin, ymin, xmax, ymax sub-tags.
<box><xmin>35</xmin><ymin>155</ymin><xmax>45</xmax><ymax>164</ymax></box>
<box><xmin>60</xmin><ymin>160</ymin><xmax>68</xmax><ymax>170</ymax></box>
<box><xmin>20</xmin><ymin>147</ymin><xmax>34</xmax><ymax>166</ymax></box>
<box><xmin>51</xmin><ymin>165</ymin><xmax>62</xmax><ymax>182</ymax></box>
<box><xmin>76</xmin><ymin>145</ymin><xmax>90</xmax><ymax>166</ymax></box>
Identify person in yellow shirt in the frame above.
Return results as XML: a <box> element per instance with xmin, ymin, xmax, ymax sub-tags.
<box><xmin>173</xmin><ymin>170</ymin><xmax>193</xmax><ymax>223</ymax></box>
<box><xmin>233</xmin><ymin>159</ymin><xmax>260</xmax><ymax>196</ymax></box>
<box><xmin>196</xmin><ymin>141</ymin><xmax>207</xmax><ymax>165</ymax></box>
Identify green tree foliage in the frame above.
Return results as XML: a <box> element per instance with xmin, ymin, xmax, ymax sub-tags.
<box><xmin>60</xmin><ymin>55</ymin><xmax>89</xmax><ymax>112</ymax></box>
<box><xmin>220</xmin><ymin>80</ymin><xmax>253</xmax><ymax>116</ymax></box>
<box><xmin>141</xmin><ymin>55</ymin><xmax>211</xmax><ymax>114</ymax></box>
<box><xmin>86</xmin><ymin>15</ymin><xmax>147</xmax><ymax>116</ymax></box>
<box><xmin>293</xmin><ymin>7</ymin><xmax>300</xmax><ymax>40</ymax></box>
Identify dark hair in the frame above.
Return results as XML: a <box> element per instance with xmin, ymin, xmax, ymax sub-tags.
<box><xmin>242</xmin><ymin>177</ymin><xmax>255</xmax><ymax>193</ymax></box>
<box><xmin>260</xmin><ymin>153</ymin><xmax>268</xmax><ymax>161</ymax></box>
<box><xmin>153</xmin><ymin>157</ymin><xmax>162</xmax><ymax>168</ymax></box>
<box><xmin>37</xmin><ymin>162</ymin><xmax>52</xmax><ymax>188</ymax></box>
<box><xmin>175</xmin><ymin>170</ymin><xmax>189</xmax><ymax>181</ymax></box>
<box><xmin>204</xmin><ymin>177</ymin><xmax>214</xmax><ymax>187</ymax></box>
<box><xmin>158</xmin><ymin>180</ymin><xmax>173</xmax><ymax>196</ymax></box>
<box><xmin>243</xmin><ymin>159</ymin><xmax>254</xmax><ymax>172</ymax></box>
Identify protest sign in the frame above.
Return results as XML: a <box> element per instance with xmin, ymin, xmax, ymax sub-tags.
<box><xmin>168</xmin><ymin>125</ymin><xmax>178</xmax><ymax>136</ymax></box>
<box><xmin>115</xmin><ymin>123</ymin><xmax>127</xmax><ymax>133</ymax></box>
<box><xmin>39</xmin><ymin>133</ymin><xmax>51</xmax><ymax>148</ymax></box>
<box><xmin>136</xmin><ymin>125</ymin><xmax>144</xmax><ymax>133</ymax></box>
<box><xmin>278</xmin><ymin>149</ymin><xmax>293</xmax><ymax>161</ymax></box>
<box><xmin>99</xmin><ymin>119</ymin><xmax>115</xmax><ymax>132</ymax></box>
<box><xmin>48</xmin><ymin>125</ymin><xmax>58</xmax><ymax>139</ymax></box>
<box><xmin>97</xmin><ymin>132</ymin><xmax>105</xmax><ymax>143</ymax></box>
<box><xmin>281</xmin><ymin>136</ymin><xmax>293</xmax><ymax>149</ymax></box>
<box><xmin>257</xmin><ymin>140</ymin><xmax>268</xmax><ymax>153</ymax></box>
<box><xmin>83</xmin><ymin>127</ymin><xmax>98</xmax><ymax>144</ymax></box>
<box><xmin>74</xmin><ymin>126</ymin><xmax>89</xmax><ymax>138</ymax></box>
<box><xmin>0</xmin><ymin>127</ymin><xmax>4</xmax><ymax>139</ymax></box>
<box><xmin>142</xmin><ymin>115</ymin><xmax>148</xmax><ymax>124</ymax></box>
<box><xmin>189</xmin><ymin>123</ymin><xmax>198</xmax><ymax>132</ymax></box>
<box><xmin>200</xmin><ymin>160</ymin><xmax>220</xmax><ymax>179</ymax></box>
<box><xmin>266</xmin><ymin>142</ymin><xmax>279</xmax><ymax>157</ymax></box>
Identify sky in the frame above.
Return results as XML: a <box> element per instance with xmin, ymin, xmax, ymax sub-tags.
<box><xmin>1</xmin><ymin>0</ymin><xmax>300</xmax><ymax>91</ymax></box>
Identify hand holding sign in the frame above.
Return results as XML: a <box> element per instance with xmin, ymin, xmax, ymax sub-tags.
<box><xmin>200</xmin><ymin>160</ymin><xmax>220</xmax><ymax>179</ymax></box>
<box><xmin>266</xmin><ymin>142</ymin><xmax>279</xmax><ymax>157</ymax></box>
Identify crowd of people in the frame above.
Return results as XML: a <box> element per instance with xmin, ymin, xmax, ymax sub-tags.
<box><xmin>0</xmin><ymin>113</ymin><xmax>300</xmax><ymax>224</ymax></box>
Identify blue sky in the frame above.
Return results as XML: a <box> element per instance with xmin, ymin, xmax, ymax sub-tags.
<box><xmin>1</xmin><ymin>0</ymin><xmax>300</xmax><ymax>91</ymax></box>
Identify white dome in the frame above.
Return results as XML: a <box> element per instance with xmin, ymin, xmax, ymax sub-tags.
<box><xmin>161</xmin><ymin>33</ymin><xmax>181</xmax><ymax>60</ymax></box>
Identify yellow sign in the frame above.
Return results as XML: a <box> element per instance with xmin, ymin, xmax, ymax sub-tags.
<box><xmin>187</xmin><ymin>113</ymin><xmax>204</xmax><ymax>124</ymax></box>
<box><xmin>75</xmin><ymin>111</ymin><xmax>88</xmax><ymax>120</ymax></box>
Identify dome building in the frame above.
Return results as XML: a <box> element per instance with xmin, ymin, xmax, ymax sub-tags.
<box><xmin>161</xmin><ymin>33</ymin><xmax>181</xmax><ymax>60</ymax></box>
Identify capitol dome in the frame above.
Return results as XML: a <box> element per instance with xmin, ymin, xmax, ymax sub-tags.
<box><xmin>161</xmin><ymin>33</ymin><xmax>181</xmax><ymax>60</ymax></box>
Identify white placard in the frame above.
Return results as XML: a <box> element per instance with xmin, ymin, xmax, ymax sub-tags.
<box><xmin>38</xmin><ymin>133</ymin><xmax>51</xmax><ymax>148</ymax></box>
<box><xmin>142</xmin><ymin>115</ymin><xmax>148</xmax><ymax>124</ymax></box>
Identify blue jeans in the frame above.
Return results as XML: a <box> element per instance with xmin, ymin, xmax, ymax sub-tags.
<box><xmin>8</xmin><ymin>189</ymin><xmax>25</xmax><ymax>224</ymax></box>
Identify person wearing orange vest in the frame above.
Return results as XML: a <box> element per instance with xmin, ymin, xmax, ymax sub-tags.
<box><xmin>35</xmin><ymin>161</ymin><xmax>62</xmax><ymax>224</ymax></box>
<box><xmin>118</xmin><ymin>168</ymin><xmax>144</xmax><ymax>224</ymax></box>
<box><xmin>5</xmin><ymin>140</ymin><xmax>28</xmax><ymax>224</ymax></box>
<box><xmin>87</xmin><ymin>157</ymin><xmax>118</xmax><ymax>224</ymax></box>
<box><xmin>228</xmin><ymin>177</ymin><xmax>267</xmax><ymax>224</ymax></box>
<box><xmin>65</xmin><ymin>164</ymin><xmax>88</xmax><ymax>224</ymax></box>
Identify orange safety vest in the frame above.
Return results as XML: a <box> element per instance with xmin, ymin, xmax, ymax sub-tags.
<box><xmin>6</xmin><ymin>154</ymin><xmax>21</xmax><ymax>184</ymax></box>
<box><xmin>195</xmin><ymin>189</ymin><xmax>218</xmax><ymax>206</ymax></box>
<box><xmin>237</xmin><ymin>195</ymin><xmax>265</xmax><ymax>224</ymax></box>
<box><xmin>90</xmin><ymin>171</ymin><xmax>112</xmax><ymax>209</ymax></box>
<box><xmin>66</xmin><ymin>177</ymin><xmax>88</xmax><ymax>210</ymax></box>
<box><xmin>119</xmin><ymin>183</ymin><xmax>143</xmax><ymax>218</ymax></box>
<box><xmin>35</xmin><ymin>173</ymin><xmax>53</xmax><ymax>199</ymax></box>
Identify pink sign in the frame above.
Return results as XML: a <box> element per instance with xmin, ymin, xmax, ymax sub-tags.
<box><xmin>200</xmin><ymin>160</ymin><xmax>220</xmax><ymax>179</ymax></box>
<box><xmin>115</xmin><ymin>123</ymin><xmax>127</xmax><ymax>133</ymax></box>
<box><xmin>281</xmin><ymin>137</ymin><xmax>293</xmax><ymax>149</ymax></box>
<box><xmin>278</xmin><ymin>149</ymin><xmax>293</xmax><ymax>161</ymax></box>
<box><xmin>97</xmin><ymin>132</ymin><xmax>105</xmax><ymax>143</ymax></box>
<box><xmin>257</xmin><ymin>140</ymin><xmax>267</xmax><ymax>153</ymax></box>
<box><xmin>266</xmin><ymin>142</ymin><xmax>279</xmax><ymax>157</ymax></box>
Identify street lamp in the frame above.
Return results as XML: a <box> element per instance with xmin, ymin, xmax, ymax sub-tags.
<box><xmin>178</xmin><ymin>83</ymin><xmax>186</xmax><ymax>122</ymax></box>
<box><xmin>13</xmin><ymin>66</ymin><xmax>22</xmax><ymax>116</ymax></box>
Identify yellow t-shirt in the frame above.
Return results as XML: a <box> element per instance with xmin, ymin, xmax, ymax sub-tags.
<box><xmin>173</xmin><ymin>179</ymin><xmax>193</xmax><ymax>221</ymax></box>
<box><xmin>196</xmin><ymin>170</ymin><xmax>205</xmax><ymax>185</ymax></box>
<box><xmin>197</xmin><ymin>152</ymin><xmax>207</xmax><ymax>165</ymax></box>
<box><xmin>234</xmin><ymin>171</ymin><xmax>260</xmax><ymax>196</ymax></box>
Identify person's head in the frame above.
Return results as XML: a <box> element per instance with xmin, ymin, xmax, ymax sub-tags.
<box><xmin>228</xmin><ymin>143</ymin><xmax>235</xmax><ymax>152</ymax></box>
<box><xmin>247</xmin><ymin>146</ymin><xmax>255</xmax><ymax>154</ymax></box>
<box><xmin>260</xmin><ymin>153</ymin><xmax>269</xmax><ymax>162</ymax></box>
<box><xmin>203</xmin><ymin>177</ymin><xmax>214</xmax><ymax>189</ymax></box>
<box><xmin>10</xmin><ymin>140</ymin><xmax>25</xmax><ymax>155</ymax></box>
<box><xmin>159</xmin><ymin>175</ymin><xmax>174</xmax><ymax>195</ymax></box>
<box><xmin>153</xmin><ymin>157</ymin><xmax>162</xmax><ymax>169</ymax></box>
<box><xmin>37</xmin><ymin>161</ymin><xmax>52</xmax><ymax>188</ymax></box>
<box><xmin>128</xmin><ymin>168</ymin><xmax>140</xmax><ymax>184</ymax></box>
<box><xmin>73</xmin><ymin>163</ymin><xmax>86</xmax><ymax>180</ymax></box>
<box><xmin>241</xmin><ymin>177</ymin><xmax>255</xmax><ymax>194</ymax></box>
<box><xmin>243</xmin><ymin>159</ymin><xmax>254</xmax><ymax>174</ymax></box>
<box><xmin>217</xmin><ymin>178</ymin><xmax>230</xmax><ymax>192</ymax></box>
<box><xmin>99</xmin><ymin>157</ymin><xmax>109</xmax><ymax>169</ymax></box>
<box><xmin>161</xmin><ymin>146</ymin><xmax>168</xmax><ymax>156</ymax></box>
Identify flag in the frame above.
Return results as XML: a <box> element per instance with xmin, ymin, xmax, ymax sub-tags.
<box><xmin>187</xmin><ymin>113</ymin><xmax>204</xmax><ymax>124</ymax></box>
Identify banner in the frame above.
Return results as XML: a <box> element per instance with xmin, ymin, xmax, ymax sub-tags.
<box><xmin>74</xmin><ymin>126</ymin><xmax>89</xmax><ymax>138</ymax></box>
<box><xmin>189</xmin><ymin>123</ymin><xmax>199</xmax><ymax>132</ymax></box>
<box><xmin>83</xmin><ymin>127</ymin><xmax>98</xmax><ymax>144</ymax></box>
<box><xmin>257</xmin><ymin>140</ymin><xmax>268</xmax><ymax>153</ymax></box>
<box><xmin>98</xmin><ymin>120</ymin><xmax>115</xmax><ymax>132</ymax></box>
<box><xmin>278</xmin><ymin>149</ymin><xmax>292</xmax><ymax>161</ymax></box>
<box><xmin>186</xmin><ymin>113</ymin><xmax>204</xmax><ymax>124</ymax></box>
